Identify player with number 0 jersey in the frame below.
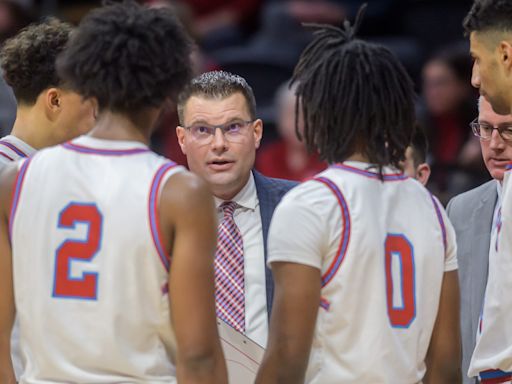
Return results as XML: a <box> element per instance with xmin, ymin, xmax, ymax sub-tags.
<box><xmin>255</xmin><ymin>7</ymin><xmax>461</xmax><ymax>384</ymax></box>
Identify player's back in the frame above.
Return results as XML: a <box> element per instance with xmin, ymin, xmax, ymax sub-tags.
<box><xmin>276</xmin><ymin>162</ymin><xmax>456</xmax><ymax>384</ymax></box>
<box><xmin>10</xmin><ymin>136</ymin><xmax>183</xmax><ymax>383</ymax></box>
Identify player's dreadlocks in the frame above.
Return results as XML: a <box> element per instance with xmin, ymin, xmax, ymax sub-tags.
<box><xmin>291</xmin><ymin>5</ymin><xmax>416</xmax><ymax>173</ymax></box>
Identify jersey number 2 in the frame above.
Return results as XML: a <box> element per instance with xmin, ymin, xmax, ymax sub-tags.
<box><xmin>385</xmin><ymin>234</ymin><xmax>415</xmax><ymax>328</ymax></box>
<box><xmin>53</xmin><ymin>203</ymin><xmax>102</xmax><ymax>300</ymax></box>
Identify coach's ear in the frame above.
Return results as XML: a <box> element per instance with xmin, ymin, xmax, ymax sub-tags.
<box><xmin>253</xmin><ymin>118</ymin><xmax>263</xmax><ymax>149</ymax></box>
<box><xmin>44</xmin><ymin>88</ymin><xmax>62</xmax><ymax>120</ymax></box>
<box><xmin>176</xmin><ymin>125</ymin><xmax>187</xmax><ymax>155</ymax></box>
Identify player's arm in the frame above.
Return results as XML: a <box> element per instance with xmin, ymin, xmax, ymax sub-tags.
<box><xmin>255</xmin><ymin>262</ymin><xmax>321</xmax><ymax>384</ymax></box>
<box><xmin>255</xmin><ymin>191</ymin><xmax>325</xmax><ymax>384</ymax></box>
<box><xmin>424</xmin><ymin>270</ymin><xmax>461</xmax><ymax>384</ymax></box>
<box><xmin>0</xmin><ymin>164</ymin><xmax>18</xmax><ymax>384</ymax></box>
<box><xmin>160</xmin><ymin>171</ymin><xmax>227</xmax><ymax>384</ymax></box>
<box><xmin>424</xmin><ymin>209</ymin><xmax>461</xmax><ymax>384</ymax></box>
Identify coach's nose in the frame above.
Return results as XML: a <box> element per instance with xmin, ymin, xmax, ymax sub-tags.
<box><xmin>211</xmin><ymin>127</ymin><xmax>228</xmax><ymax>154</ymax></box>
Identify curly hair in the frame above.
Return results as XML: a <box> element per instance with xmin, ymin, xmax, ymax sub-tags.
<box><xmin>176</xmin><ymin>70</ymin><xmax>257</xmax><ymax>124</ymax></box>
<box><xmin>291</xmin><ymin>6</ymin><xmax>416</xmax><ymax>172</ymax></box>
<box><xmin>464</xmin><ymin>0</ymin><xmax>512</xmax><ymax>34</ymax></box>
<box><xmin>0</xmin><ymin>18</ymin><xmax>72</xmax><ymax>105</ymax></box>
<box><xmin>57</xmin><ymin>0</ymin><xmax>193</xmax><ymax>113</ymax></box>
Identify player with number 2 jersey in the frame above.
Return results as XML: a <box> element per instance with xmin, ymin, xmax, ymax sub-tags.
<box><xmin>0</xmin><ymin>2</ymin><xmax>226</xmax><ymax>383</ymax></box>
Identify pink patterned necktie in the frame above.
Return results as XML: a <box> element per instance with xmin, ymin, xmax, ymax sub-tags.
<box><xmin>215</xmin><ymin>201</ymin><xmax>245</xmax><ymax>332</ymax></box>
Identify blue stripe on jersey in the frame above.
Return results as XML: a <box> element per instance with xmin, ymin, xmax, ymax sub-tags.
<box><xmin>62</xmin><ymin>142</ymin><xmax>150</xmax><ymax>156</ymax></box>
<box><xmin>9</xmin><ymin>158</ymin><xmax>32</xmax><ymax>241</ymax></box>
<box><xmin>332</xmin><ymin>163</ymin><xmax>408</xmax><ymax>181</ymax></box>
<box><xmin>313</xmin><ymin>176</ymin><xmax>351</xmax><ymax>287</ymax></box>
<box><xmin>0</xmin><ymin>140</ymin><xmax>28</xmax><ymax>158</ymax></box>
<box><xmin>480</xmin><ymin>369</ymin><xmax>512</xmax><ymax>382</ymax></box>
<box><xmin>429</xmin><ymin>194</ymin><xmax>447</xmax><ymax>252</ymax></box>
<box><xmin>148</xmin><ymin>162</ymin><xmax>178</xmax><ymax>271</ymax></box>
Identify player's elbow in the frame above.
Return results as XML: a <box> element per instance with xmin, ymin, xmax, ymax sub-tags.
<box><xmin>274</xmin><ymin>351</ymin><xmax>309</xmax><ymax>384</ymax></box>
<box><xmin>425</xmin><ymin>362</ymin><xmax>462</xmax><ymax>384</ymax></box>
<box><xmin>439</xmin><ymin>364</ymin><xmax>462</xmax><ymax>384</ymax></box>
<box><xmin>177</xmin><ymin>345</ymin><xmax>226</xmax><ymax>383</ymax></box>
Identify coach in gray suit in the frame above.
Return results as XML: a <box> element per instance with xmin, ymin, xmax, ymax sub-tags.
<box><xmin>176</xmin><ymin>71</ymin><xmax>297</xmax><ymax>348</ymax></box>
<box><xmin>447</xmin><ymin>96</ymin><xmax>512</xmax><ymax>383</ymax></box>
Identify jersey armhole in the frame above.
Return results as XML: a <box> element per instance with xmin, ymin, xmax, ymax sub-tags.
<box><xmin>148</xmin><ymin>161</ymin><xmax>179</xmax><ymax>272</ymax></box>
<box><xmin>429</xmin><ymin>194</ymin><xmax>447</xmax><ymax>253</ymax></box>
<box><xmin>312</xmin><ymin>176</ymin><xmax>351</xmax><ymax>287</ymax></box>
<box><xmin>8</xmin><ymin>158</ymin><xmax>32</xmax><ymax>243</ymax></box>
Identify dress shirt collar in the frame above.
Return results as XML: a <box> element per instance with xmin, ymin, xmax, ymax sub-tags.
<box><xmin>214</xmin><ymin>171</ymin><xmax>257</xmax><ymax>212</ymax></box>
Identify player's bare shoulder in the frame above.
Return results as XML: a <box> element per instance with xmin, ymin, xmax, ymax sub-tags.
<box><xmin>161</xmin><ymin>170</ymin><xmax>214</xmax><ymax>211</ymax></box>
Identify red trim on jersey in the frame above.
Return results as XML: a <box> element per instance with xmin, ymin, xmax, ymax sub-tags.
<box><xmin>9</xmin><ymin>158</ymin><xmax>32</xmax><ymax>242</ymax></box>
<box><xmin>148</xmin><ymin>162</ymin><xmax>178</xmax><ymax>271</ymax></box>
<box><xmin>320</xmin><ymin>297</ymin><xmax>331</xmax><ymax>311</ymax></box>
<box><xmin>332</xmin><ymin>163</ymin><xmax>408</xmax><ymax>181</ymax></box>
<box><xmin>429</xmin><ymin>194</ymin><xmax>447</xmax><ymax>252</ymax></box>
<box><xmin>0</xmin><ymin>151</ymin><xmax>14</xmax><ymax>161</ymax></box>
<box><xmin>0</xmin><ymin>140</ymin><xmax>28</xmax><ymax>158</ymax></box>
<box><xmin>313</xmin><ymin>176</ymin><xmax>351</xmax><ymax>287</ymax></box>
<box><xmin>480</xmin><ymin>369</ymin><xmax>512</xmax><ymax>383</ymax></box>
<box><xmin>62</xmin><ymin>141</ymin><xmax>150</xmax><ymax>156</ymax></box>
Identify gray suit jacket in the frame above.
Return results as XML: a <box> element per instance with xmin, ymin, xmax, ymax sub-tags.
<box><xmin>447</xmin><ymin>180</ymin><xmax>497</xmax><ymax>384</ymax></box>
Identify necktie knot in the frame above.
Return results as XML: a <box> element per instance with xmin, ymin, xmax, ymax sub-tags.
<box><xmin>220</xmin><ymin>201</ymin><xmax>237</xmax><ymax>219</ymax></box>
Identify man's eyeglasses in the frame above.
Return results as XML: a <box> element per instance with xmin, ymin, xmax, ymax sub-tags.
<box><xmin>185</xmin><ymin>120</ymin><xmax>254</xmax><ymax>144</ymax></box>
<box><xmin>470</xmin><ymin>118</ymin><xmax>512</xmax><ymax>142</ymax></box>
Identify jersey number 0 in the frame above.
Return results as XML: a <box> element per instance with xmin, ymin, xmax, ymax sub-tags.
<box><xmin>52</xmin><ymin>203</ymin><xmax>103</xmax><ymax>300</ymax></box>
<box><xmin>385</xmin><ymin>234</ymin><xmax>416</xmax><ymax>328</ymax></box>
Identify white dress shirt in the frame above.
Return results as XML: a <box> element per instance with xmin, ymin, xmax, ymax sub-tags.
<box><xmin>215</xmin><ymin>172</ymin><xmax>268</xmax><ymax>347</ymax></box>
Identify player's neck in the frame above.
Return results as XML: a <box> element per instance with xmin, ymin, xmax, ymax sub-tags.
<box><xmin>10</xmin><ymin>105</ymin><xmax>52</xmax><ymax>150</ymax></box>
<box><xmin>89</xmin><ymin>108</ymin><xmax>161</xmax><ymax>145</ymax></box>
<box><xmin>345</xmin><ymin>152</ymin><xmax>369</xmax><ymax>163</ymax></box>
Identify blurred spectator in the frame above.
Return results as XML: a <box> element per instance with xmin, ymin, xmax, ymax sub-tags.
<box><xmin>256</xmin><ymin>81</ymin><xmax>326</xmax><ymax>181</ymax></box>
<box><xmin>418</xmin><ymin>42</ymin><xmax>487</xmax><ymax>203</ymax></box>
<box><xmin>0</xmin><ymin>0</ymin><xmax>34</xmax><ymax>40</ymax></box>
<box><xmin>172</xmin><ymin>0</ymin><xmax>263</xmax><ymax>52</ymax></box>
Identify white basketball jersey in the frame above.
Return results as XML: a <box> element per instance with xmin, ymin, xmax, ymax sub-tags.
<box><xmin>0</xmin><ymin>135</ymin><xmax>36</xmax><ymax>379</ymax></box>
<box><xmin>10</xmin><ymin>136</ymin><xmax>184</xmax><ymax>383</ymax></box>
<box><xmin>268</xmin><ymin>162</ymin><xmax>457</xmax><ymax>384</ymax></box>
<box><xmin>468</xmin><ymin>167</ymin><xmax>512</xmax><ymax>383</ymax></box>
<box><xmin>0</xmin><ymin>135</ymin><xmax>34</xmax><ymax>165</ymax></box>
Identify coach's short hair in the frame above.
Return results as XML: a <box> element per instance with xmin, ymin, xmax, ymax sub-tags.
<box><xmin>0</xmin><ymin>18</ymin><xmax>72</xmax><ymax>105</ymax></box>
<box><xmin>57</xmin><ymin>1</ymin><xmax>192</xmax><ymax>114</ymax></box>
<box><xmin>177</xmin><ymin>71</ymin><xmax>257</xmax><ymax>124</ymax></box>
<box><xmin>464</xmin><ymin>0</ymin><xmax>512</xmax><ymax>34</ymax></box>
